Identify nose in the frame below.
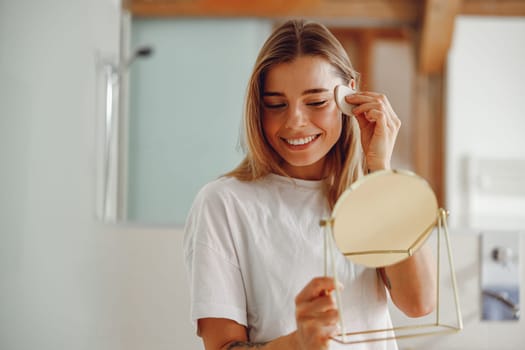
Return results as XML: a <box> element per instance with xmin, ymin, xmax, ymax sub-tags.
<box><xmin>284</xmin><ymin>103</ymin><xmax>308</xmax><ymax>129</ymax></box>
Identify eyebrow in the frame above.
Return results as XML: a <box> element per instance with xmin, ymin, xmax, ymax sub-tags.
<box><xmin>263</xmin><ymin>88</ymin><xmax>330</xmax><ymax>97</ymax></box>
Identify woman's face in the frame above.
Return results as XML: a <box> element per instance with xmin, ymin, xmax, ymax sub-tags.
<box><xmin>262</xmin><ymin>55</ymin><xmax>344</xmax><ymax>180</ymax></box>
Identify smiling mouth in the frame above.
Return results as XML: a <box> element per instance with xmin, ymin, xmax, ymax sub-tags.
<box><xmin>282</xmin><ymin>134</ymin><xmax>321</xmax><ymax>146</ymax></box>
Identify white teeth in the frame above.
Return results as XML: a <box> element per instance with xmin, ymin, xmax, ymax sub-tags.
<box><xmin>285</xmin><ymin>135</ymin><xmax>317</xmax><ymax>146</ymax></box>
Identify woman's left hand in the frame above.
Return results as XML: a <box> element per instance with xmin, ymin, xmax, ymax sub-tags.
<box><xmin>345</xmin><ymin>92</ymin><xmax>401</xmax><ymax>172</ymax></box>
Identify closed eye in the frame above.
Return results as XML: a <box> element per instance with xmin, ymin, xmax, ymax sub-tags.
<box><xmin>264</xmin><ymin>102</ymin><xmax>287</xmax><ymax>109</ymax></box>
<box><xmin>307</xmin><ymin>100</ymin><xmax>328</xmax><ymax>107</ymax></box>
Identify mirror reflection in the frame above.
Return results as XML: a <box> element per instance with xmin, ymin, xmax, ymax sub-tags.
<box><xmin>124</xmin><ymin>18</ymin><xmax>274</xmax><ymax>224</ymax></box>
<box><xmin>117</xmin><ymin>16</ymin><xmax>418</xmax><ymax>225</ymax></box>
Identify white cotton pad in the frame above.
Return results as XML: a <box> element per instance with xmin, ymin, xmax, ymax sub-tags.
<box><xmin>334</xmin><ymin>85</ymin><xmax>356</xmax><ymax>116</ymax></box>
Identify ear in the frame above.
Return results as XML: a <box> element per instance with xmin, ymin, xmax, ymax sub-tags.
<box><xmin>349</xmin><ymin>79</ymin><xmax>356</xmax><ymax>91</ymax></box>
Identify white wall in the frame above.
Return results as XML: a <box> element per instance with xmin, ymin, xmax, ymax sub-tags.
<box><xmin>446</xmin><ymin>16</ymin><xmax>525</xmax><ymax>229</ymax></box>
<box><xmin>396</xmin><ymin>16</ymin><xmax>525</xmax><ymax>350</ymax></box>
<box><xmin>0</xmin><ymin>1</ymin><xmax>200</xmax><ymax>349</ymax></box>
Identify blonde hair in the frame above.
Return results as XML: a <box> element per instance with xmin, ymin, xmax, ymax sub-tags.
<box><xmin>226</xmin><ymin>19</ymin><xmax>366</xmax><ymax>208</ymax></box>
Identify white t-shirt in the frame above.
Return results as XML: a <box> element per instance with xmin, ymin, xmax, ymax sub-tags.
<box><xmin>183</xmin><ymin>174</ymin><xmax>398</xmax><ymax>350</ymax></box>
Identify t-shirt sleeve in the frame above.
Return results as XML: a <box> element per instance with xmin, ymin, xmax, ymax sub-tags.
<box><xmin>183</xmin><ymin>181</ymin><xmax>247</xmax><ymax>334</ymax></box>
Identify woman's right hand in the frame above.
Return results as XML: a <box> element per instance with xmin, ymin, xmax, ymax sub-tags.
<box><xmin>294</xmin><ymin>277</ymin><xmax>341</xmax><ymax>350</ymax></box>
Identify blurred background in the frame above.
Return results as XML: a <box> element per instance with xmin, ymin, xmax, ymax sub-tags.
<box><xmin>1</xmin><ymin>0</ymin><xmax>524</xmax><ymax>349</ymax></box>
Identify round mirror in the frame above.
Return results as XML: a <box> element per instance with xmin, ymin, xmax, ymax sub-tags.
<box><xmin>331</xmin><ymin>169</ymin><xmax>438</xmax><ymax>268</ymax></box>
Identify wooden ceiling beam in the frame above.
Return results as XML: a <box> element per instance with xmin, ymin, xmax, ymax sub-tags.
<box><xmin>125</xmin><ymin>0</ymin><xmax>313</xmax><ymax>17</ymax></box>
<box><xmin>419</xmin><ymin>0</ymin><xmax>462</xmax><ymax>75</ymax></box>
<box><xmin>329</xmin><ymin>27</ymin><xmax>412</xmax><ymax>42</ymax></box>
<box><xmin>125</xmin><ymin>0</ymin><xmax>422</xmax><ymax>22</ymax></box>
<box><xmin>126</xmin><ymin>0</ymin><xmax>525</xmax><ymax>19</ymax></box>
<box><xmin>462</xmin><ymin>0</ymin><xmax>525</xmax><ymax>16</ymax></box>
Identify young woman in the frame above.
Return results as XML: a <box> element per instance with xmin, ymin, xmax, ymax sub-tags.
<box><xmin>184</xmin><ymin>19</ymin><xmax>436</xmax><ymax>350</ymax></box>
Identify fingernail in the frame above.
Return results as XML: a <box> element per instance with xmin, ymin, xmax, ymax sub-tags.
<box><xmin>337</xmin><ymin>281</ymin><xmax>344</xmax><ymax>290</ymax></box>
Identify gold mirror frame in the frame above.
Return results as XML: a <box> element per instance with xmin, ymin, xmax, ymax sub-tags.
<box><xmin>321</xmin><ymin>169</ymin><xmax>463</xmax><ymax>345</ymax></box>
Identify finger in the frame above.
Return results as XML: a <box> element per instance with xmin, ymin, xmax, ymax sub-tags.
<box><xmin>348</xmin><ymin>92</ymin><xmax>394</xmax><ymax>112</ymax></box>
<box><xmin>354</xmin><ymin>113</ymin><xmax>372</xmax><ymax>132</ymax></box>
<box><xmin>366</xmin><ymin>109</ymin><xmax>401</xmax><ymax>134</ymax></box>
<box><xmin>298</xmin><ymin>309</ymin><xmax>340</xmax><ymax>336</ymax></box>
<box><xmin>295</xmin><ymin>277</ymin><xmax>336</xmax><ymax>303</ymax></box>
<box><xmin>315</xmin><ymin>309</ymin><xmax>340</xmax><ymax>326</ymax></box>
<box><xmin>352</xmin><ymin>101</ymin><xmax>383</xmax><ymax>116</ymax></box>
<box><xmin>358</xmin><ymin>91</ymin><xmax>390</xmax><ymax>102</ymax></box>
<box><xmin>345</xmin><ymin>93</ymin><xmax>375</xmax><ymax>105</ymax></box>
<box><xmin>296</xmin><ymin>294</ymin><xmax>336</xmax><ymax>318</ymax></box>
<box><xmin>366</xmin><ymin>109</ymin><xmax>388</xmax><ymax>130</ymax></box>
<box><xmin>360</xmin><ymin>93</ymin><xmax>398</xmax><ymax>121</ymax></box>
<box><xmin>390</xmin><ymin>114</ymin><xmax>402</xmax><ymax>131</ymax></box>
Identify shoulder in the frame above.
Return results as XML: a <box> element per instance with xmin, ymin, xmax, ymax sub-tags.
<box><xmin>187</xmin><ymin>176</ymin><xmax>267</xmax><ymax>226</ymax></box>
<box><xmin>184</xmin><ymin>176</ymin><xmax>263</xmax><ymax>259</ymax></box>
<box><xmin>194</xmin><ymin>174</ymin><xmax>279</xmax><ymax>207</ymax></box>
<box><xmin>193</xmin><ymin>176</ymin><xmax>258</xmax><ymax>207</ymax></box>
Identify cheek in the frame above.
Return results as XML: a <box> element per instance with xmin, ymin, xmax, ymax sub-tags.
<box><xmin>317</xmin><ymin>108</ymin><xmax>343</xmax><ymax>136</ymax></box>
<box><xmin>262</xmin><ymin>114</ymin><xmax>281</xmax><ymax>136</ymax></box>
<box><xmin>261</xmin><ymin>115</ymin><xmax>279</xmax><ymax>144</ymax></box>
